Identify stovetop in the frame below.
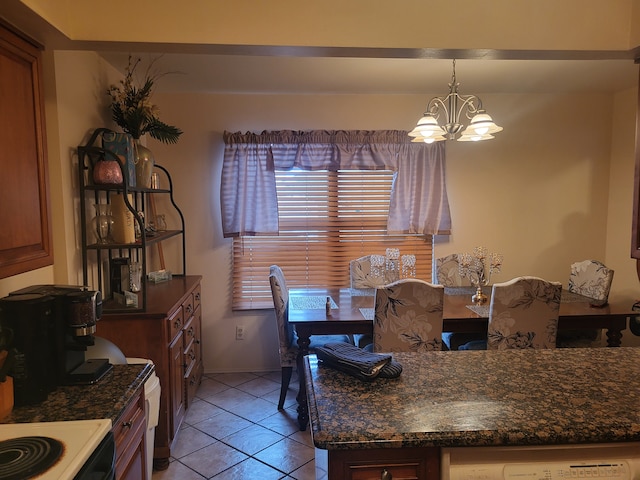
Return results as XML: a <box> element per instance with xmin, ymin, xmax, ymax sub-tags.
<box><xmin>0</xmin><ymin>419</ymin><xmax>111</xmax><ymax>479</ymax></box>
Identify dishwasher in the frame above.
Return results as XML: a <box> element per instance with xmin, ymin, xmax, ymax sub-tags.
<box><xmin>442</xmin><ymin>442</ymin><xmax>640</xmax><ymax>479</ymax></box>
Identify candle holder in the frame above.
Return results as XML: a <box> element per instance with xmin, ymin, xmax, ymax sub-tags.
<box><xmin>458</xmin><ymin>247</ymin><xmax>503</xmax><ymax>305</ymax></box>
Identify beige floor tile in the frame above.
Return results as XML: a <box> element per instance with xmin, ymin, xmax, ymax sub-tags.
<box><xmin>211</xmin><ymin>457</ymin><xmax>286</xmax><ymax>479</ymax></box>
<box><xmin>221</xmin><ymin>423</ymin><xmax>284</xmax><ymax>455</ymax></box>
<box><xmin>151</xmin><ymin>460</ymin><xmax>205</xmax><ymax>480</ymax></box>
<box><xmin>211</xmin><ymin>372</ymin><xmax>260</xmax><ymax>387</ymax></box>
<box><xmin>170</xmin><ymin>425</ymin><xmax>216</xmax><ymax>459</ymax></box>
<box><xmin>253</xmin><ymin>437</ymin><xmax>315</xmax><ymax>474</ymax></box>
<box><xmin>184</xmin><ymin>398</ymin><xmax>224</xmax><ymax>426</ymax></box>
<box><xmin>235</xmin><ymin>376</ymin><xmax>281</xmax><ymax>397</ymax></box>
<box><xmin>193</xmin><ymin>410</ymin><xmax>253</xmax><ymax>439</ymax></box>
<box><xmin>179</xmin><ymin>441</ymin><xmax>248</xmax><ymax>478</ymax></box>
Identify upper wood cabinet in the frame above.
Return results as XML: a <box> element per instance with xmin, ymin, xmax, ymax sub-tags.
<box><xmin>0</xmin><ymin>21</ymin><xmax>52</xmax><ymax>279</ymax></box>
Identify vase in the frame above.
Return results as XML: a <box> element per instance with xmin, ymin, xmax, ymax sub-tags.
<box><xmin>133</xmin><ymin>139</ymin><xmax>155</xmax><ymax>188</ymax></box>
<box><xmin>92</xmin><ymin>157</ymin><xmax>123</xmax><ymax>185</ymax></box>
<box><xmin>92</xmin><ymin>204</ymin><xmax>114</xmax><ymax>244</ymax></box>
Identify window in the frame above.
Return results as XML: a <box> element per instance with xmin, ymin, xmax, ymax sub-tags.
<box><xmin>232</xmin><ymin>168</ymin><xmax>433</xmax><ymax>309</ymax></box>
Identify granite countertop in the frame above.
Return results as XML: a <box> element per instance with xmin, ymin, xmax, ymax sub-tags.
<box><xmin>305</xmin><ymin>348</ymin><xmax>640</xmax><ymax>450</ymax></box>
<box><xmin>0</xmin><ymin>363</ymin><xmax>154</xmax><ymax>425</ymax></box>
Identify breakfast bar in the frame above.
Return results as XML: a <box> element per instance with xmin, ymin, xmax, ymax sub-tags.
<box><xmin>305</xmin><ymin>348</ymin><xmax>640</xmax><ymax>479</ymax></box>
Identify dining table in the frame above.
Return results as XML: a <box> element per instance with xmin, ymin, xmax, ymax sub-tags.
<box><xmin>288</xmin><ymin>286</ymin><xmax>636</xmax><ymax>431</ymax></box>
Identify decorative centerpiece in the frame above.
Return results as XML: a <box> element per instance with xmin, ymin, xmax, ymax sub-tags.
<box><xmin>107</xmin><ymin>55</ymin><xmax>183</xmax><ymax>187</ymax></box>
<box><xmin>458</xmin><ymin>246</ymin><xmax>503</xmax><ymax>305</ymax></box>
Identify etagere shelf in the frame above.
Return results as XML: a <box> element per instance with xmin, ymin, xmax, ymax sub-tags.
<box><xmin>77</xmin><ymin>128</ymin><xmax>186</xmax><ymax>312</ymax></box>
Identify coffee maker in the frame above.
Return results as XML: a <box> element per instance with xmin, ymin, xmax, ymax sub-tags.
<box><xmin>0</xmin><ymin>285</ymin><xmax>112</xmax><ymax>406</ymax></box>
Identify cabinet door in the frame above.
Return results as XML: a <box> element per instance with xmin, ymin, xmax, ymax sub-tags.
<box><xmin>113</xmin><ymin>390</ymin><xmax>146</xmax><ymax>480</ymax></box>
<box><xmin>169</xmin><ymin>330</ymin><xmax>185</xmax><ymax>438</ymax></box>
<box><xmin>0</xmin><ymin>22</ymin><xmax>52</xmax><ymax>278</ymax></box>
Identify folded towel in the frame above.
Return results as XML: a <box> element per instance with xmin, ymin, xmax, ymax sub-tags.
<box><xmin>315</xmin><ymin>342</ymin><xmax>402</xmax><ymax>381</ymax></box>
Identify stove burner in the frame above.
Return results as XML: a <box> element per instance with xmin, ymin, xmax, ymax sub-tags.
<box><xmin>0</xmin><ymin>436</ymin><xmax>64</xmax><ymax>480</ymax></box>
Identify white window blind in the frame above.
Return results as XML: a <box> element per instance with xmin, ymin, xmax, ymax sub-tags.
<box><xmin>232</xmin><ymin>168</ymin><xmax>433</xmax><ymax>310</ymax></box>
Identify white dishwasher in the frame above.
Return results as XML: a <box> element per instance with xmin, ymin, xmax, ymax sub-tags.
<box><xmin>442</xmin><ymin>443</ymin><xmax>640</xmax><ymax>479</ymax></box>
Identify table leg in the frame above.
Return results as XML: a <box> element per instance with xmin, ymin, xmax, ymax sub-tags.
<box><xmin>296</xmin><ymin>331</ymin><xmax>311</xmax><ymax>431</ymax></box>
<box><xmin>606</xmin><ymin>326</ymin><xmax>623</xmax><ymax>347</ymax></box>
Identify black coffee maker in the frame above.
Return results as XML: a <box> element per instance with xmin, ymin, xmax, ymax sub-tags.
<box><xmin>0</xmin><ymin>285</ymin><xmax>112</xmax><ymax>406</ymax></box>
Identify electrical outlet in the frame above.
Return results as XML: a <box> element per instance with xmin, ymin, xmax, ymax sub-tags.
<box><xmin>236</xmin><ymin>325</ymin><xmax>245</xmax><ymax>340</ymax></box>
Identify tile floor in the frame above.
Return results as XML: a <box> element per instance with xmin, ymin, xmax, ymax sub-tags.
<box><xmin>151</xmin><ymin>370</ymin><xmax>318</xmax><ymax>479</ymax></box>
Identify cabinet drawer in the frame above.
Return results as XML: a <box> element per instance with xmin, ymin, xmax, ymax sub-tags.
<box><xmin>193</xmin><ymin>284</ymin><xmax>201</xmax><ymax>312</ymax></box>
<box><xmin>113</xmin><ymin>390</ymin><xmax>146</xmax><ymax>480</ymax></box>
<box><xmin>166</xmin><ymin>307</ymin><xmax>184</xmax><ymax>343</ymax></box>
<box><xmin>350</xmin><ymin>463</ymin><xmax>420</xmax><ymax>479</ymax></box>
<box><xmin>184</xmin><ymin>339</ymin><xmax>197</xmax><ymax>375</ymax></box>
<box><xmin>182</xmin><ymin>293</ymin><xmax>194</xmax><ymax>320</ymax></box>
<box><xmin>183</xmin><ymin>315</ymin><xmax>197</xmax><ymax>346</ymax></box>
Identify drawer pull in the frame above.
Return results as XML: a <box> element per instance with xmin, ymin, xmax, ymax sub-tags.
<box><xmin>189</xmin><ymin>351</ymin><xmax>196</xmax><ymax>361</ymax></box>
<box><xmin>174</xmin><ymin>318</ymin><xmax>182</xmax><ymax>329</ymax></box>
<box><xmin>381</xmin><ymin>468</ymin><xmax>392</xmax><ymax>480</ymax></box>
<box><xmin>187</xmin><ymin>326</ymin><xmax>195</xmax><ymax>337</ymax></box>
<box><xmin>195</xmin><ymin>339</ymin><xmax>201</xmax><ymax>345</ymax></box>
<box><xmin>185</xmin><ymin>304</ymin><xmax>193</xmax><ymax>315</ymax></box>
<box><xmin>189</xmin><ymin>376</ymin><xmax>197</xmax><ymax>386</ymax></box>
<box><xmin>195</xmin><ymin>292</ymin><xmax>201</xmax><ymax>301</ymax></box>
<box><xmin>121</xmin><ymin>421</ymin><xmax>132</xmax><ymax>429</ymax></box>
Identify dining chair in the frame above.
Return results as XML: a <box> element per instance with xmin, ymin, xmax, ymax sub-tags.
<box><xmin>370</xmin><ymin>279</ymin><xmax>445</xmax><ymax>353</ymax></box>
<box><xmin>460</xmin><ymin>276</ymin><xmax>562</xmax><ymax>350</ymax></box>
<box><xmin>557</xmin><ymin>259</ymin><xmax>615</xmax><ymax>347</ymax></box>
<box><xmin>435</xmin><ymin>253</ymin><xmax>485</xmax><ymax>350</ymax></box>
<box><xmin>435</xmin><ymin>253</ymin><xmax>470</xmax><ymax>287</ymax></box>
<box><xmin>269</xmin><ymin>265</ymin><xmax>353</xmax><ymax>409</ymax></box>
<box><xmin>350</xmin><ymin>255</ymin><xmax>387</xmax><ymax>290</ymax></box>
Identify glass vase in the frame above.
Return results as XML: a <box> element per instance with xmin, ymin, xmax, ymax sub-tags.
<box><xmin>133</xmin><ymin>139</ymin><xmax>155</xmax><ymax>189</ymax></box>
<box><xmin>92</xmin><ymin>204</ymin><xmax>114</xmax><ymax>244</ymax></box>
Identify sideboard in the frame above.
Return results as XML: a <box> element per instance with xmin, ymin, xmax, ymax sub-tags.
<box><xmin>96</xmin><ymin>275</ymin><xmax>203</xmax><ymax>470</ymax></box>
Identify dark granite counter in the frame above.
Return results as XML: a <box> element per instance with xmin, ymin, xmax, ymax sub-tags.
<box><xmin>305</xmin><ymin>348</ymin><xmax>640</xmax><ymax>450</ymax></box>
<box><xmin>0</xmin><ymin>364</ymin><xmax>153</xmax><ymax>426</ymax></box>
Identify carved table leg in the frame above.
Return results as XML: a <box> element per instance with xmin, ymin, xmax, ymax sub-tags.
<box><xmin>296</xmin><ymin>332</ymin><xmax>311</xmax><ymax>431</ymax></box>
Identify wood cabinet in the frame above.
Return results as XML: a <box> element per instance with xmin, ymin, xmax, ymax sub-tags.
<box><xmin>97</xmin><ymin>275</ymin><xmax>203</xmax><ymax>471</ymax></box>
<box><xmin>0</xmin><ymin>21</ymin><xmax>53</xmax><ymax>279</ymax></box>
<box><xmin>327</xmin><ymin>447</ymin><xmax>440</xmax><ymax>480</ymax></box>
<box><xmin>113</xmin><ymin>388</ymin><xmax>147</xmax><ymax>480</ymax></box>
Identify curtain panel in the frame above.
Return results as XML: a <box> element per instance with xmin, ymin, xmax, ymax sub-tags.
<box><xmin>221</xmin><ymin>130</ymin><xmax>451</xmax><ymax>237</ymax></box>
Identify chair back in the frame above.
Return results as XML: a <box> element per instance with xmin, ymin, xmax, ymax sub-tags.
<box><xmin>487</xmin><ymin>276</ymin><xmax>562</xmax><ymax>350</ymax></box>
<box><xmin>372</xmin><ymin>279</ymin><xmax>444</xmax><ymax>352</ymax></box>
<box><xmin>435</xmin><ymin>254</ymin><xmax>470</xmax><ymax>287</ymax></box>
<box><xmin>568</xmin><ymin>259</ymin><xmax>614</xmax><ymax>306</ymax></box>
<box><xmin>350</xmin><ymin>255</ymin><xmax>387</xmax><ymax>289</ymax></box>
<box><xmin>269</xmin><ymin>265</ymin><xmax>297</xmax><ymax>367</ymax></box>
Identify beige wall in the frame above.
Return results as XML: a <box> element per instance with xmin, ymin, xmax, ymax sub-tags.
<box><xmin>1</xmin><ymin>49</ymin><xmax>638</xmax><ymax>372</ymax></box>
<box><xmin>20</xmin><ymin>0</ymin><xmax>640</xmax><ymax>51</ymax></box>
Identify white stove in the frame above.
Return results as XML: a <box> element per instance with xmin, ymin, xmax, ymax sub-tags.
<box><xmin>0</xmin><ymin>419</ymin><xmax>112</xmax><ymax>480</ymax></box>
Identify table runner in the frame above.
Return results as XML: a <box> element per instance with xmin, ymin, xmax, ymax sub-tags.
<box><xmin>290</xmin><ymin>296</ymin><xmax>338</xmax><ymax>310</ymax></box>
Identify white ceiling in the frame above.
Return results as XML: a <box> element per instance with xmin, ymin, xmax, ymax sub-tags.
<box><xmin>99</xmin><ymin>52</ymin><xmax>639</xmax><ymax>95</ymax></box>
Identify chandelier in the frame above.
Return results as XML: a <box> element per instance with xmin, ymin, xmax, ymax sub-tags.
<box><xmin>409</xmin><ymin>60</ymin><xmax>503</xmax><ymax>143</ymax></box>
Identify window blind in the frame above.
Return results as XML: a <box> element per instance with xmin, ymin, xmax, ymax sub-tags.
<box><xmin>232</xmin><ymin>168</ymin><xmax>433</xmax><ymax>310</ymax></box>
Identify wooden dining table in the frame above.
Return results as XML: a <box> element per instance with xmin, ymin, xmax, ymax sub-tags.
<box><xmin>288</xmin><ymin>286</ymin><xmax>635</xmax><ymax>430</ymax></box>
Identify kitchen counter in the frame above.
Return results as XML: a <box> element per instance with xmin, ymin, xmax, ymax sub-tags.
<box><xmin>0</xmin><ymin>363</ymin><xmax>153</xmax><ymax>425</ymax></box>
<box><xmin>305</xmin><ymin>347</ymin><xmax>640</xmax><ymax>450</ymax></box>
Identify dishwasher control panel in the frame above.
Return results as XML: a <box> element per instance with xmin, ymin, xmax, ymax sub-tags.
<box><xmin>442</xmin><ymin>443</ymin><xmax>640</xmax><ymax>480</ymax></box>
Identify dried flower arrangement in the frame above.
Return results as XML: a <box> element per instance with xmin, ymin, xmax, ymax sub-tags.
<box><xmin>107</xmin><ymin>55</ymin><xmax>183</xmax><ymax>143</ymax></box>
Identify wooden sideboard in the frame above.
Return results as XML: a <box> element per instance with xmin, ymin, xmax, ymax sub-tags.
<box><xmin>97</xmin><ymin>275</ymin><xmax>203</xmax><ymax>470</ymax></box>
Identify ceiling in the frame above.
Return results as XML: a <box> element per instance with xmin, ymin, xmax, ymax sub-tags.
<box><xmin>98</xmin><ymin>52</ymin><xmax>639</xmax><ymax>95</ymax></box>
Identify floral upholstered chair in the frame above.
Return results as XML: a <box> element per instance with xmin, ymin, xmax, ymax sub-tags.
<box><xmin>558</xmin><ymin>260</ymin><xmax>614</xmax><ymax>347</ymax></box>
<box><xmin>435</xmin><ymin>254</ymin><xmax>471</xmax><ymax>287</ymax></box>
<box><xmin>371</xmin><ymin>279</ymin><xmax>444</xmax><ymax>353</ymax></box>
<box><xmin>269</xmin><ymin>265</ymin><xmax>353</xmax><ymax>409</ymax></box>
<box><xmin>435</xmin><ymin>254</ymin><xmax>484</xmax><ymax>350</ymax></box>
<box><xmin>350</xmin><ymin>255</ymin><xmax>387</xmax><ymax>290</ymax></box>
<box><xmin>568</xmin><ymin>259</ymin><xmax>614</xmax><ymax>306</ymax></box>
<box><xmin>486</xmin><ymin>276</ymin><xmax>562</xmax><ymax>350</ymax></box>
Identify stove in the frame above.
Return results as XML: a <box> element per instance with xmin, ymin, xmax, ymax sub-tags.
<box><xmin>0</xmin><ymin>419</ymin><xmax>112</xmax><ymax>480</ymax></box>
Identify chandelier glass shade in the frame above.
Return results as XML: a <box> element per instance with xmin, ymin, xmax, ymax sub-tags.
<box><xmin>409</xmin><ymin>60</ymin><xmax>503</xmax><ymax>143</ymax></box>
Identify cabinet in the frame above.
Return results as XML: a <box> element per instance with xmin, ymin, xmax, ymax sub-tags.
<box><xmin>96</xmin><ymin>276</ymin><xmax>203</xmax><ymax>471</ymax></box>
<box><xmin>327</xmin><ymin>447</ymin><xmax>440</xmax><ymax>480</ymax></box>
<box><xmin>0</xmin><ymin>21</ymin><xmax>53</xmax><ymax>279</ymax></box>
<box><xmin>77</xmin><ymin>128</ymin><xmax>186</xmax><ymax>313</ymax></box>
<box><xmin>113</xmin><ymin>388</ymin><xmax>147</xmax><ymax>480</ymax></box>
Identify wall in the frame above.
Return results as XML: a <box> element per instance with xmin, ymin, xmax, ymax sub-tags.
<box><xmin>148</xmin><ymin>88</ymin><xmax>639</xmax><ymax>373</ymax></box>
